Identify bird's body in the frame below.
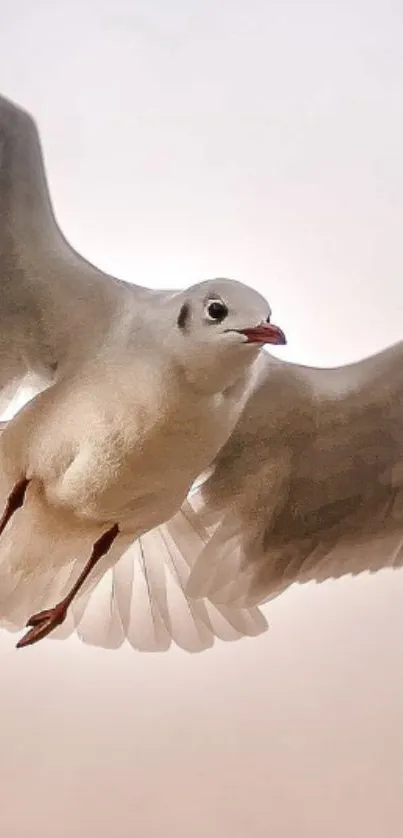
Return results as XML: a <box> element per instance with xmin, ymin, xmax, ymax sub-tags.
<box><xmin>2</xmin><ymin>312</ymin><xmax>250</xmax><ymax>530</ymax></box>
<box><xmin>0</xmin><ymin>267</ymin><xmax>272</xmax><ymax>647</ymax></box>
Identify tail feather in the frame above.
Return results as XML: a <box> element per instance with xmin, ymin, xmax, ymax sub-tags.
<box><xmin>0</xmin><ymin>463</ymin><xmax>268</xmax><ymax>651</ymax></box>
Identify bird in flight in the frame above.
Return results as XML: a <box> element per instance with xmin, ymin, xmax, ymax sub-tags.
<box><xmin>1</xmin><ymin>94</ymin><xmax>402</xmax><ymax>653</ymax></box>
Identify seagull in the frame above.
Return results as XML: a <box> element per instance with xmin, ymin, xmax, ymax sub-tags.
<box><xmin>0</xmin><ymin>93</ymin><xmax>287</xmax><ymax>652</ymax></box>
<box><xmin>2</xmin><ymin>94</ymin><xmax>401</xmax><ymax>653</ymax></box>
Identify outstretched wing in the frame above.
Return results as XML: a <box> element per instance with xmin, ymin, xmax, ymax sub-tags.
<box><xmin>0</xmin><ymin>93</ymin><xmax>150</xmax><ymax>412</ymax></box>
<box><xmin>176</xmin><ymin>343</ymin><xmax>403</xmax><ymax>606</ymax></box>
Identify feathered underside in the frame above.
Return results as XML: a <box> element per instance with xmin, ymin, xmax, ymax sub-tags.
<box><xmin>0</xmin><ymin>525</ymin><xmax>268</xmax><ymax>653</ymax></box>
<box><xmin>0</xmin><ymin>426</ymin><xmax>267</xmax><ymax>651</ymax></box>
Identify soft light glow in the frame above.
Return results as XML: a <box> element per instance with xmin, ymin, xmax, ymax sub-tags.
<box><xmin>1</xmin><ymin>1</ymin><xmax>403</xmax><ymax>836</ymax></box>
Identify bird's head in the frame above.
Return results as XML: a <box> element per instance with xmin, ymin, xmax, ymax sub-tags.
<box><xmin>162</xmin><ymin>278</ymin><xmax>286</xmax><ymax>393</ymax></box>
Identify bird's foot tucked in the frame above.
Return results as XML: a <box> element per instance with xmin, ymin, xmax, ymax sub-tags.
<box><xmin>16</xmin><ymin>602</ymin><xmax>67</xmax><ymax>648</ymax></box>
<box><xmin>15</xmin><ymin>523</ymin><xmax>120</xmax><ymax>650</ymax></box>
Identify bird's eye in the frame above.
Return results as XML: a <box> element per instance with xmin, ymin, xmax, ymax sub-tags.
<box><xmin>206</xmin><ymin>300</ymin><xmax>229</xmax><ymax>322</ymax></box>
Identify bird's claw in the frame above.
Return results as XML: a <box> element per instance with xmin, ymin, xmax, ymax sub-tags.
<box><xmin>16</xmin><ymin>604</ymin><xmax>67</xmax><ymax>648</ymax></box>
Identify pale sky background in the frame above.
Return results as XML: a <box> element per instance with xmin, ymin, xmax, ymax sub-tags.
<box><xmin>1</xmin><ymin>1</ymin><xmax>403</xmax><ymax>836</ymax></box>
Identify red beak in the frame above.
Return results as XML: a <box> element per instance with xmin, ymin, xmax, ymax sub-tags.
<box><xmin>238</xmin><ymin>322</ymin><xmax>287</xmax><ymax>345</ymax></box>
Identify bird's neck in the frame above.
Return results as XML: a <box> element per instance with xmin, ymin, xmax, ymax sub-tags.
<box><xmin>175</xmin><ymin>346</ymin><xmax>262</xmax><ymax>398</ymax></box>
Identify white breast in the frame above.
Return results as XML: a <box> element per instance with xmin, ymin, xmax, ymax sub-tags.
<box><xmin>1</xmin><ymin>360</ymin><xmax>247</xmax><ymax>534</ymax></box>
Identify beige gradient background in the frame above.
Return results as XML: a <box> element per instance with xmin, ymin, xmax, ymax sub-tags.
<box><xmin>1</xmin><ymin>1</ymin><xmax>403</xmax><ymax>836</ymax></box>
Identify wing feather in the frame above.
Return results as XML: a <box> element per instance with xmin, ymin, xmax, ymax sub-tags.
<box><xmin>0</xmin><ymin>93</ymin><xmax>149</xmax><ymax>412</ymax></box>
<box><xmin>183</xmin><ymin>345</ymin><xmax>403</xmax><ymax>606</ymax></box>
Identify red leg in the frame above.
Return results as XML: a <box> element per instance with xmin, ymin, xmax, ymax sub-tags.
<box><xmin>17</xmin><ymin>523</ymin><xmax>120</xmax><ymax>648</ymax></box>
<box><xmin>0</xmin><ymin>478</ymin><xmax>29</xmax><ymax>536</ymax></box>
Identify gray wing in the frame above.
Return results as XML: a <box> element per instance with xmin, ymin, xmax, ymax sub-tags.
<box><xmin>178</xmin><ymin>343</ymin><xmax>403</xmax><ymax>606</ymax></box>
<box><xmin>0</xmin><ymin>93</ymin><xmax>150</xmax><ymax>411</ymax></box>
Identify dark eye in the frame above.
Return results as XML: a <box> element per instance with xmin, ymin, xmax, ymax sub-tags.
<box><xmin>206</xmin><ymin>300</ymin><xmax>229</xmax><ymax>322</ymax></box>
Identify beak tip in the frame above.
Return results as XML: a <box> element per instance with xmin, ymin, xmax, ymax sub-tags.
<box><xmin>239</xmin><ymin>323</ymin><xmax>287</xmax><ymax>346</ymax></box>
